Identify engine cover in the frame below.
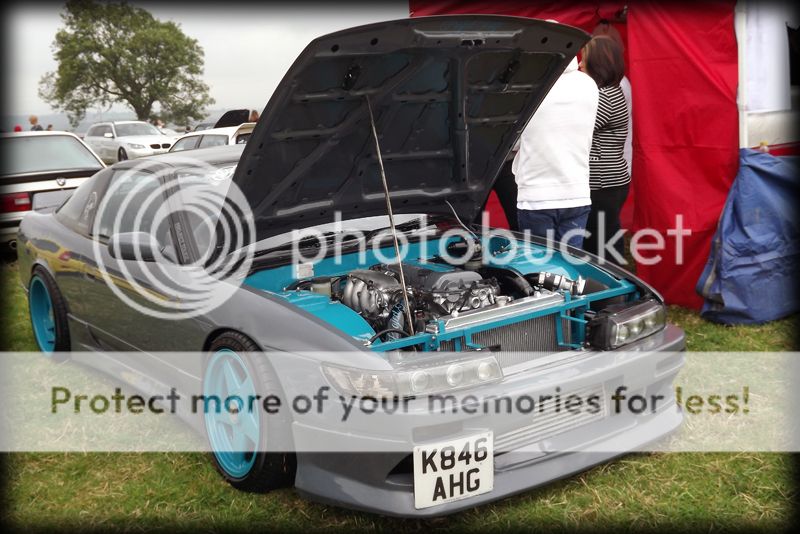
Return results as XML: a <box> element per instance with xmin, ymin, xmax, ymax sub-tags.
<box><xmin>381</xmin><ymin>262</ymin><xmax>480</xmax><ymax>292</ymax></box>
<box><xmin>381</xmin><ymin>262</ymin><xmax>496</xmax><ymax>314</ymax></box>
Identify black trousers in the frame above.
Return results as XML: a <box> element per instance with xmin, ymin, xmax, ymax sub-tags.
<box><xmin>584</xmin><ymin>183</ymin><xmax>630</xmax><ymax>264</ymax></box>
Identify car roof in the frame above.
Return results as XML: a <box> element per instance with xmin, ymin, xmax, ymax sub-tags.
<box><xmin>87</xmin><ymin>120</ymin><xmax>150</xmax><ymax>126</ymax></box>
<box><xmin>180</xmin><ymin>126</ymin><xmax>240</xmax><ymax>137</ymax></box>
<box><xmin>1</xmin><ymin>131</ymin><xmax>85</xmax><ymax>139</ymax></box>
<box><xmin>179</xmin><ymin>123</ymin><xmax>255</xmax><ymax>138</ymax></box>
<box><xmin>113</xmin><ymin>144</ymin><xmax>245</xmax><ymax>170</ymax></box>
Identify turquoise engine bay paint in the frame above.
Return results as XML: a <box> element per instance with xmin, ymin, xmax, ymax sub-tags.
<box><xmin>244</xmin><ymin>237</ymin><xmax>637</xmax><ymax>351</ymax></box>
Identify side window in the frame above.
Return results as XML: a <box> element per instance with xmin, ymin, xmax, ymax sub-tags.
<box><xmin>86</xmin><ymin>125</ymin><xmax>98</xmax><ymax>137</ymax></box>
<box><xmin>93</xmin><ymin>170</ymin><xmax>171</xmax><ymax>248</ymax></box>
<box><xmin>198</xmin><ymin>135</ymin><xmax>228</xmax><ymax>148</ymax></box>
<box><xmin>55</xmin><ymin>168</ymin><xmax>112</xmax><ymax>235</ymax></box>
<box><xmin>98</xmin><ymin>125</ymin><xmax>112</xmax><ymax>137</ymax></box>
<box><xmin>234</xmin><ymin>133</ymin><xmax>251</xmax><ymax>145</ymax></box>
<box><xmin>171</xmin><ymin>136</ymin><xmax>200</xmax><ymax>152</ymax></box>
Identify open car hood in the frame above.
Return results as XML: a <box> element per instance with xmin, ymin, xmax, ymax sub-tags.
<box><xmin>234</xmin><ymin>16</ymin><xmax>589</xmax><ymax>241</ymax></box>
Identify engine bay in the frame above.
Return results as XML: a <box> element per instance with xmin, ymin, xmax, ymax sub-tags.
<box><xmin>288</xmin><ymin>258</ymin><xmax>588</xmax><ymax>344</ymax></box>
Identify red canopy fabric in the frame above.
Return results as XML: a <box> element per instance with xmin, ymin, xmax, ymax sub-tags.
<box><xmin>628</xmin><ymin>1</ymin><xmax>738</xmax><ymax>308</ymax></box>
<box><xmin>409</xmin><ymin>1</ymin><xmax>740</xmax><ymax>308</ymax></box>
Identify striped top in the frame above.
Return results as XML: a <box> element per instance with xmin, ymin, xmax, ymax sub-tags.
<box><xmin>589</xmin><ymin>85</ymin><xmax>630</xmax><ymax>190</ymax></box>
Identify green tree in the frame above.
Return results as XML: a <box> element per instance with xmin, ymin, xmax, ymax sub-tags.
<box><xmin>39</xmin><ymin>0</ymin><xmax>214</xmax><ymax>127</ymax></box>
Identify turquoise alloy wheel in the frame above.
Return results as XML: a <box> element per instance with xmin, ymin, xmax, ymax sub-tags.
<box><xmin>29</xmin><ymin>275</ymin><xmax>56</xmax><ymax>354</ymax></box>
<box><xmin>203</xmin><ymin>349</ymin><xmax>261</xmax><ymax>478</ymax></box>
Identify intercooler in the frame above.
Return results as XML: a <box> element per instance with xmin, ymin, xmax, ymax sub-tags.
<box><xmin>493</xmin><ymin>383</ymin><xmax>607</xmax><ymax>453</ymax></box>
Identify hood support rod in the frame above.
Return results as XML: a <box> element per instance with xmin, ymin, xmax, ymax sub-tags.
<box><xmin>365</xmin><ymin>95</ymin><xmax>415</xmax><ymax>336</ymax></box>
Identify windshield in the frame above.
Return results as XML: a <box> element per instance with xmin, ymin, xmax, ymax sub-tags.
<box><xmin>115</xmin><ymin>123</ymin><xmax>160</xmax><ymax>137</ymax></box>
<box><xmin>1</xmin><ymin>135</ymin><xmax>103</xmax><ymax>176</ymax></box>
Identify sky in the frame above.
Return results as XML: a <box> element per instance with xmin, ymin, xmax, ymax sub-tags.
<box><xmin>5</xmin><ymin>1</ymin><xmax>410</xmax><ymax>117</ymax></box>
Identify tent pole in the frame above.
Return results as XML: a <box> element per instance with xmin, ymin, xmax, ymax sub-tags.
<box><xmin>735</xmin><ymin>0</ymin><xmax>749</xmax><ymax>148</ymax></box>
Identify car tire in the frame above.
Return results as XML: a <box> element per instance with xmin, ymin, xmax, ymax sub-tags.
<box><xmin>203</xmin><ymin>331</ymin><xmax>295</xmax><ymax>492</ymax></box>
<box><xmin>28</xmin><ymin>266</ymin><xmax>71</xmax><ymax>359</ymax></box>
<box><xmin>117</xmin><ymin>148</ymin><xmax>128</xmax><ymax>161</ymax></box>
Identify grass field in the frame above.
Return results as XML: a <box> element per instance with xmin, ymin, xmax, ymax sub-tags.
<box><xmin>1</xmin><ymin>259</ymin><xmax>796</xmax><ymax>532</ymax></box>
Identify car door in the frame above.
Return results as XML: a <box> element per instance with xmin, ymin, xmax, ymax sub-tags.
<box><xmin>99</xmin><ymin>124</ymin><xmax>116</xmax><ymax>161</ymax></box>
<box><xmin>87</xmin><ymin>125</ymin><xmax>112</xmax><ymax>163</ymax></box>
<box><xmin>80</xmin><ymin>167</ymin><xmax>205</xmax><ymax>351</ymax></box>
<box><xmin>83</xmin><ymin>126</ymin><xmax>103</xmax><ymax>160</ymax></box>
<box><xmin>170</xmin><ymin>135</ymin><xmax>201</xmax><ymax>153</ymax></box>
<box><xmin>197</xmin><ymin>134</ymin><xmax>229</xmax><ymax>149</ymax></box>
<box><xmin>50</xmin><ymin>168</ymin><xmax>112</xmax><ymax>322</ymax></box>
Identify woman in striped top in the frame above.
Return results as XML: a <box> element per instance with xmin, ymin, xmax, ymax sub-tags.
<box><xmin>580</xmin><ymin>35</ymin><xmax>630</xmax><ymax>263</ymax></box>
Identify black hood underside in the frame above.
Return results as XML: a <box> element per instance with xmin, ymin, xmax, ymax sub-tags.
<box><xmin>233</xmin><ymin>15</ymin><xmax>589</xmax><ymax>242</ymax></box>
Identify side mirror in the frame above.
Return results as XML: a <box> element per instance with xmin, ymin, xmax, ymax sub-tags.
<box><xmin>103</xmin><ymin>132</ymin><xmax>114</xmax><ymax>139</ymax></box>
<box><xmin>107</xmin><ymin>232</ymin><xmax>160</xmax><ymax>262</ymax></box>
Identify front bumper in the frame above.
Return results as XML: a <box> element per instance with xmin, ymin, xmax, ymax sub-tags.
<box><xmin>291</xmin><ymin>324</ymin><xmax>686</xmax><ymax>517</ymax></box>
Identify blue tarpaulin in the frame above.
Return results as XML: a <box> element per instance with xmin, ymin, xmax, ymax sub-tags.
<box><xmin>696</xmin><ymin>149</ymin><xmax>799</xmax><ymax>324</ymax></box>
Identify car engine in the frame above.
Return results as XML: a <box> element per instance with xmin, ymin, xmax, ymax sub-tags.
<box><xmin>289</xmin><ymin>257</ymin><xmax>585</xmax><ymax>343</ymax></box>
<box><xmin>338</xmin><ymin>262</ymin><xmax>499</xmax><ymax>337</ymax></box>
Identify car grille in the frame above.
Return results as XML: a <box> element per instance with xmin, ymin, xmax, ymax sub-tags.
<box><xmin>161</xmin><ymin>143</ymin><xmax>171</xmax><ymax>149</ymax></box>
<box><xmin>149</xmin><ymin>144</ymin><xmax>161</xmax><ymax>149</ymax></box>
<box><xmin>494</xmin><ymin>383</ymin><xmax>607</xmax><ymax>453</ymax></box>
<box><xmin>439</xmin><ymin>314</ymin><xmax>571</xmax><ymax>369</ymax></box>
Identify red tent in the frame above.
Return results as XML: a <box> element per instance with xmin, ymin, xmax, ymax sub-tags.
<box><xmin>409</xmin><ymin>0</ymin><xmax>740</xmax><ymax>309</ymax></box>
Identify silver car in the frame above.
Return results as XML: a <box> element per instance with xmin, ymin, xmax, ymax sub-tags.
<box><xmin>0</xmin><ymin>131</ymin><xmax>105</xmax><ymax>249</ymax></box>
<box><xmin>16</xmin><ymin>16</ymin><xmax>686</xmax><ymax>517</ymax></box>
<box><xmin>169</xmin><ymin>123</ymin><xmax>256</xmax><ymax>153</ymax></box>
<box><xmin>83</xmin><ymin>121</ymin><xmax>174</xmax><ymax>163</ymax></box>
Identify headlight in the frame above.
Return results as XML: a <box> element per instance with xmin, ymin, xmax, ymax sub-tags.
<box><xmin>322</xmin><ymin>355</ymin><xmax>503</xmax><ymax>399</ymax></box>
<box><xmin>587</xmin><ymin>299</ymin><xmax>666</xmax><ymax>350</ymax></box>
<box><xmin>127</xmin><ymin>143</ymin><xmax>146</xmax><ymax>149</ymax></box>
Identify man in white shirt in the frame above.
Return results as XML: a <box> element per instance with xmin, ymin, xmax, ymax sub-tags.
<box><xmin>513</xmin><ymin>56</ymin><xmax>599</xmax><ymax>248</ymax></box>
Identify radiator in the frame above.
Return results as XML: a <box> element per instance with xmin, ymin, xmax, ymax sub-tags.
<box><xmin>439</xmin><ymin>314</ymin><xmax>571</xmax><ymax>369</ymax></box>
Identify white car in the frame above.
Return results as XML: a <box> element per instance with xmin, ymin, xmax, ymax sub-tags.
<box><xmin>0</xmin><ymin>131</ymin><xmax>105</xmax><ymax>248</ymax></box>
<box><xmin>83</xmin><ymin>121</ymin><xmax>175</xmax><ymax>163</ymax></box>
<box><xmin>168</xmin><ymin>123</ymin><xmax>255</xmax><ymax>153</ymax></box>
<box><xmin>157</xmin><ymin>127</ymin><xmax>183</xmax><ymax>141</ymax></box>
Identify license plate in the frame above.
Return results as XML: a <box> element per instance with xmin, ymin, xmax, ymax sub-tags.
<box><xmin>413</xmin><ymin>431</ymin><xmax>493</xmax><ymax>509</ymax></box>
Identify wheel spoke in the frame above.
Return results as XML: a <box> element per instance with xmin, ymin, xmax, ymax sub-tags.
<box><xmin>212</xmin><ymin>410</ymin><xmax>234</xmax><ymax>427</ymax></box>
<box><xmin>240</xmin><ymin>411</ymin><xmax>260</xmax><ymax>446</ymax></box>
<box><xmin>231</xmin><ymin>427</ymin><xmax>249</xmax><ymax>452</ymax></box>
<box><xmin>222</xmin><ymin>360</ymin><xmax>242</xmax><ymax>394</ymax></box>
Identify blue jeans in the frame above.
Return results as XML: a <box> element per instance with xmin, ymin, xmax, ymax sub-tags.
<box><xmin>517</xmin><ymin>205</ymin><xmax>591</xmax><ymax>249</ymax></box>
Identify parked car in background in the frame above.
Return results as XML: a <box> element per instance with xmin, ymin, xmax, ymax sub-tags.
<box><xmin>83</xmin><ymin>121</ymin><xmax>174</xmax><ymax>164</ymax></box>
<box><xmin>0</xmin><ymin>131</ymin><xmax>104</xmax><ymax>249</ymax></box>
<box><xmin>169</xmin><ymin>123</ymin><xmax>255</xmax><ymax>153</ymax></box>
<box><xmin>157</xmin><ymin>126</ymin><xmax>183</xmax><ymax>141</ymax></box>
<box><xmin>212</xmin><ymin>109</ymin><xmax>259</xmax><ymax>128</ymax></box>
<box><xmin>193</xmin><ymin>122</ymin><xmax>215</xmax><ymax>131</ymax></box>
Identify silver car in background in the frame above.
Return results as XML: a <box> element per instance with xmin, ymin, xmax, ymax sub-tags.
<box><xmin>169</xmin><ymin>122</ymin><xmax>255</xmax><ymax>153</ymax></box>
<box><xmin>83</xmin><ymin>120</ymin><xmax>174</xmax><ymax>163</ymax></box>
<box><xmin>0</xmin><ymin>131</ymin><xmax>105</xmax><ymax>249</ymax></box>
